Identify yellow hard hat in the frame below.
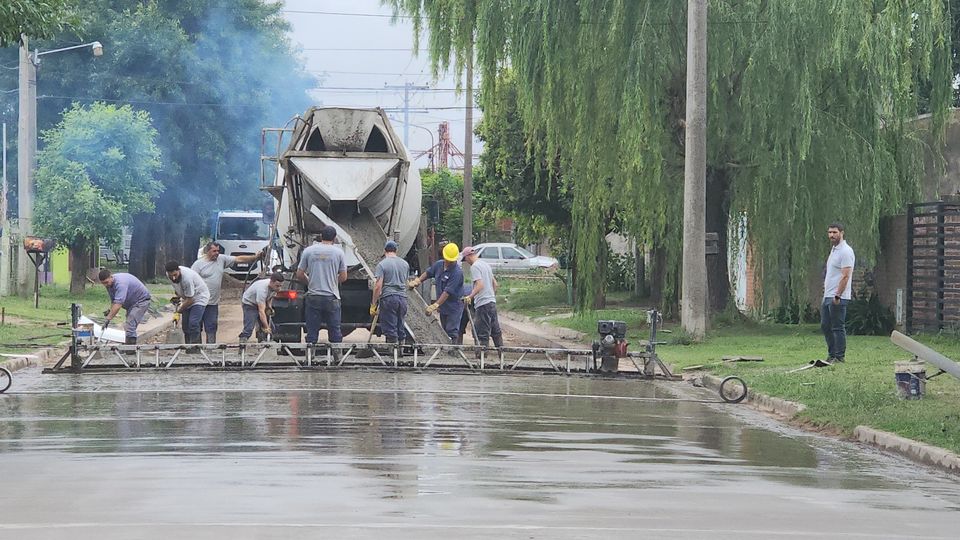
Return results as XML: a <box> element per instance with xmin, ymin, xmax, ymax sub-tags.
<box><xmin>442</xmin><ymin>242</ymin><xmax>460</xmax><ymax>262</ymax></box>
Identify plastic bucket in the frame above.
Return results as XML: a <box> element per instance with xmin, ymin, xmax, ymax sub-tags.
<box><xmin>73</xmin><ymin>323</ymin><xmax>93</xmax><ymax>346</ymax></box>
<box><xmin>894</xmin><ymin>362</ymin><xmax>926</xmax><ymax>400</ymax></box>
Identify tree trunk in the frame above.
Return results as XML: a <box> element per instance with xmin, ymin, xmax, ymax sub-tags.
<box><xmin>69</xmin><ymin>241</ymin><xmax>89</xmax><ymax>295</ymax></box>
<box><xmin>649</xmin><ymin>241</ymin><xmax>667</xmax><ymax>307</ymax></box>
<box><xmin>705</xmin><ymin>166</ymin><xmax>731</xmax><ymax>314</ymax></box>
<box><xmin>129</xmin><ymin>213</ymin><xmax>159</xmax><ymax>280</ymax></box>
<box><xmin>634</xmin><ymin>242</ymin><xmax>647</xmax><ymax>298</ymax></box>
<box><xmin>592</xmin><ymin>242</ymin><xmax>608</xmax><ymax>310</ymax></box>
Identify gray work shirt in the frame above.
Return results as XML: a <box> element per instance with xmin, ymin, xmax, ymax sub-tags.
<box><xmin>172</xmin><ymin>266</ymin><xmax>210</xmax><ymax>306</ymax></box>
<box><xmin>298</xmin><ymin>242</ymin><xmax>347</xmax><ymax>298</ymax></box>
<box><xmin>190</xmin><ymin>254</ymin><xmax>237</xmax><ymax>305</ymax></box>
<box><xmin>242</xmin><ymin>278</ymin><xmax>275</xmax><ymax>307</ymax></box>
<box><xmin>107</xmin><ymin>273</ymin><xmax>152</xmax><ymax>310</ymax></box>
<box><xmin>469</xmin><ymin>259</ymin><xmax>497</xmax><ymax>308</ymax></box>
<box><xmin>375</xmin><ymin>255</ymin><xmax>409</xmax><ymax>299</ymax></box>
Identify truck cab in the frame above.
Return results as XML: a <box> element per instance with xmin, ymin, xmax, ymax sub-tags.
<box><xmin>211</xmin><ymin>211</ymin><xmax>271</xmax><ymax>277</ymax></box>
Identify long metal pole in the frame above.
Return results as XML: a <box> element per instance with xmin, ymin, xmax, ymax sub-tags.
<box><xmin>17</xmin><ymin>35</ymin><xmax>37</xmax><ymax>298</ymax></box>
<box><xmin>681</xmin><ymin>0</ymin><xmax>707</xmax><ymax>339</ymax></box>
<box><xmin>462</xmin><ymin>40</ymin><xmax>474</xmax><ymax>248</ymax></box>
<box><xmin>2</xmin><ymin>122</ymin><xmax>7</xmax><ymax>226</ymax></box>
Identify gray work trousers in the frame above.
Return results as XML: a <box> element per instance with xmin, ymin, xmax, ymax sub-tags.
<box><xmin>124</xmin><ymin>297</ymin><xmax>152</xmax><ymax>339</ymax></box>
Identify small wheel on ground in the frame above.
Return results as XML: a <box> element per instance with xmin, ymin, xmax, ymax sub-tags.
<box><xmin>719</xmin><ymin>375</ymin><xmax>748</xmax><ymax>404</ymax></box>
<box><xmin>0</xmin><ymin>367</ymin><xmax>12</xmax><ymax>394</ymax></box>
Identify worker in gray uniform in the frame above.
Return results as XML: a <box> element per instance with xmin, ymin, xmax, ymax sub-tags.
<box><xmin>371</xmin><ymin>240</ymin><xmax>409</xmax><ymax>345</ymax></box>
<box><xmin>165</xmin><ymin>261</ymin><xmax>210</xmax><ymax>345</ymax></box>
<box><xmin>461</xmin><ymin>246</ymin><xmax>503</xmax><ymax>351</ymax></box>
<box><xmin>191</xmin><ymin>242</ymin><xmax>264</xmax><ymax>343</ymax></box>
<box><xmin>99</xmin><ymin>269</ymin><xmax>152</xmax><ymax>345</ymax></box>
<box><xmin>296</xmin><ymin>225</ymin><xmax>347</xmax><ymax>344</ymax></box>
<box><xmin>239</xmin><ymin>272</ymin><xmax>284</xmax><ymax>343</ymax></box>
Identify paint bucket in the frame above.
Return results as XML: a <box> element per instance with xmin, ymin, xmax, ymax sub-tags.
<box><xmin>73</xmin><ymin>323</ymin><xmax>93</xmax><ymax>346</ymax></box>
<box><xmin>894</xmin><ymin>362</ymin><xmax>926</xmax><ymax>400</ymax></box>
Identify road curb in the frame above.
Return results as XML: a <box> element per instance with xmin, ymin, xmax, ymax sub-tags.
<box><xmin>139</xmin><ymin>314</ymin><xmax>175</xmax><ymax>342</ymax></box>
<box><xmin>700</xmin><ymin>374</ymin><xmax>806</xmax><ymax>417</ymax></box>
<box><xmin>853</xmin><ymin>426</ymin><xmax>960</xmax><ymax>474</ymax></box>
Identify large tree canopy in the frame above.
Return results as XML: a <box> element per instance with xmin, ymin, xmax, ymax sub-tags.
<box><xmin>1</xmin><ymin>0</ymin><xmax>314</xmax><ymax>278</ymax></box>
<box><xmin>0</xmin><ymin>0</ymin><xmax>77</xmax><ymax>46</ymax></box>
<box><xmin>389</xmin><ymin>0</ymin><xmax>952</xmax><ymax>312</ymax></box>
<box><xmin>34</xmin><ymin>102</ymin><xmax>161</xmax><ymax>293</ymax></box>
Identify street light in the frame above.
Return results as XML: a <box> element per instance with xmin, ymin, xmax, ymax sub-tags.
<box><xmin>13</xmin><ymin>36</ymin><xmax>103</xmax><ymax>296</ymax></box>
<box><xmin>389</xmin><ymin>117</ymin><xmax>436</xmax><ymax>172</ymax></box>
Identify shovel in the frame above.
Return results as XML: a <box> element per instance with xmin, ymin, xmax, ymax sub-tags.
<box><xmin>356</xmin><ymin>307</ymin><xmax>380</xmax><ymax>359</ymax></box>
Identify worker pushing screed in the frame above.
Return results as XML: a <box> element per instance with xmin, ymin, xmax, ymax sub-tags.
<box><xmin>408</xmin><ymin>242</ymin><xmax>465</xmax><ymax>344</ymax></box>
<box><xmin>461</xmin><ymin>246</ymin><xmax>503</xmax><ymax>353</ymax></box>
<box><xmin>371</xmin><ymin>240</ymin><xmax>409</xmax><ymax>347</ymax></box>
<box><xmin>191</xmin><ymin>241</ymin><xmax>265</xmax><ymax>344</ymax></box>
<box><xmin>239</xmin><ymin>272</ymin><xmax>283</xmax><ymax>343</ymax></box>
<box><xmin>164</xmin><ymin>261</ymin><xmax>210</xmax><ymax>346</ymax></box>
<box><xmin>98</xmin><ymin>269</ymin><xmax>152</xmax><ymax>346</ymax></box>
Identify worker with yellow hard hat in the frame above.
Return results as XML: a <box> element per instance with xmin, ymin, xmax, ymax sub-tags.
<box><xmin>408</xmin><ymin>241</ymin><xmax>467</xmax><ymax>343</ymax></box>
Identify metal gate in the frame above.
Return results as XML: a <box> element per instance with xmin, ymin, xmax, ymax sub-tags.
<box><xmin>906</xmin><ymin>201</ymin><xmax>960</xmax><ymax>333</ymax></box>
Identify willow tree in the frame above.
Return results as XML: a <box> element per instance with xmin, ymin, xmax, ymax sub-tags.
<box><xmin>389</xmin><ymin>0</ymin><xmax>952</xmax><ymax>312</ymax></box>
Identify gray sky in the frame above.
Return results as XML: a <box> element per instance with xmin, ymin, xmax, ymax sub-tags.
<box><xmin>281</xmin><ymin>0</ymin><xmax>481</xmax><ymax>169</ymax></box>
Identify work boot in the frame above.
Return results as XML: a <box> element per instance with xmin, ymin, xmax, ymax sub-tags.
<box><xmin>492</xmin><ymin>334</ymin><xmax>504</xmax><ymax>349</ymax></box>
<box><xmin>124</xmin><ymin>336</ymin><xmax>138</xmax><ymax>356</ymax></box>
<box><xmin>206</xmin><ymin>332</ymin><xmax>217</xmax><ymax>344</ymax></box>
<box><xmin>185</xmin><ymin>334</ymin><xmax>201</xmax><ymax>354</ymax></box>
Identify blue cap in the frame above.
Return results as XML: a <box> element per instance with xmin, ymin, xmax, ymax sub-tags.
<box><xmin>384</xmin><ymin>240</ymin><xmax>399</xmax><ymax>252</ymax></box>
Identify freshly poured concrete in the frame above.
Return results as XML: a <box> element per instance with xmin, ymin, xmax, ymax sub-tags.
<box><xmin>0</xmin><ymin>369</ymin><xmax>958</xmax><ymax>539</ymax></box>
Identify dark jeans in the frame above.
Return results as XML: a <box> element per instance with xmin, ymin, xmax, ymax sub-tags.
<box><xmin>379</xmin><ymin>295</ymin><xmax>408</xmax><ymax>341</ymax></box>
<box><xmin>201</xmin><ymin>304</ymin><xmax>219</xmax><ymax>343</ymax></box>
<box><xmin>820</xmin><ymin>298</ymin><xmax>849</xmax><ymax>360</ymax></box>
<box><xmin>473</xmin><ymin>302</ymin><xmax>503</xmax><ymax>347</ymax></box>
<box><xmin>239</xmin><ymin>304</ymin><xmax>260</xmax><ymax>340</ymax></box>
<box><xmin>439</xmin><ymin>302</ymin><xmax>465</xmax><ymax>342</ymax></box>
<box><xmin>181</xmin><ymin>304</ymin><xmax>205</xmax><ymax>343</ymax></box>
<box><xmin>305</xmin><ymin>295</ymin><xmax>342</xmax><ymax>343</ymax></box>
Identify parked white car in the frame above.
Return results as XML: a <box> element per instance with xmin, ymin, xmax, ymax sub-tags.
<box><xmin>465</xmin><ymin>243</ymin><xmax>559</xmax><ymax>273</ymax></box>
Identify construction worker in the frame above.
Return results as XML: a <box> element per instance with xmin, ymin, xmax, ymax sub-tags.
<box><xmin>98</xmin><ymin>269</ymin><xmax>152</xmax><ymax>345</ymax></box>
<box><xmin>191</xmin><ymin>242</ymin><xmax>265</xmax><ymax>343</ymax></box>
<box><xmin>164</xmin><ymin>261</ymin><xmax>210</xmax><ymax>345</ymax></box>
<box><xmin>296</xmin><ymin>225</ymin><xmax>347</xmax><ymax>344</ymax></box>
<box><xmin>371</xmin><ymin>240</ymin><xmax>410</xmax><ymax>345</ymax></box>
<box><xmin>408</xmin><ymin>242</ymin><xmax>465</xmax><ymax>343</ymax></box>
<box><xmin>461</xmin><ymin>246</ymin><xmax>503</xmax><ymax>350</ymax></box>
<box><xmin>239</xmin><ymin>272</ymin><xmax>284</xmax><ymax>343</ymax></box>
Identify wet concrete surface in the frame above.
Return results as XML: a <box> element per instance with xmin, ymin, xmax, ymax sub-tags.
<box><xmin>1</xmin><ymin>368</ymin><xmax>959</xmax><ymax>539</ymax></box>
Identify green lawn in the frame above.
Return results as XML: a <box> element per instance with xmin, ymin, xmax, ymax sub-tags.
<box><xmin>1</xmin><ymin>283</ymin><xmax>171</xmax><ymax>358</ymax></box>
<box><xmin>497</xmin><ymin>278</ymin><xmax>960</xmax><ymax>455</ymax></box>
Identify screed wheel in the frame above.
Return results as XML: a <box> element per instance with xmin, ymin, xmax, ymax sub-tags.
<box><xmin>719</xmin><ymin>375</ymin><xmax>748</xmax><ymax>404</ymax></box>
<box><xmin>0</xmin><ymin>367</ymin><xmax>12</xmax><ymax>394</ymax></box>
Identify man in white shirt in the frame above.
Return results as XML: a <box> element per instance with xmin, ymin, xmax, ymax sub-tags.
<box><xmin>821</xmin><ymin>223</ymin><xmax>855</xmax><ymax>363</ymax></box>
<box><xmin>165</xmin><ymin>261</ymin><xmax>210</xmax><ymax>345</ymax></box>
<box><xmin>191</xmin><ymin>242</ymin><xmax>264</xmax><ymax>343</ymax></box>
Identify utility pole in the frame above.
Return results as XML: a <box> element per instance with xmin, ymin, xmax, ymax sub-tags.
<box><xmin>462</xmin><ymin>39</ymin><xmax>474</xmax><ymax>248</ymax></box>
<box><xmin>682</xmin><ymin>0</ymin><xmax>708</xmax><ymax>340</ymax></box>
<box><xmin>1</xmin><ymin>122</ymin><xmax>8</xmax><ymax>296</ymax></box>
<box><xmin>384</xmin><ymin>82</ymin><xmax>429</xmax><ymax>147</ymax></box>
<box><xmin>17</xmin><ymin>35</ymin><xmax>37</xmax><ymax>297</ymax></box>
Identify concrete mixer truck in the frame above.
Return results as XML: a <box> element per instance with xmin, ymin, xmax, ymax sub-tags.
<box><xmin>261</xmin><ymin>107</ymin><xmax>449</xmax><ymax>345</ymax></box>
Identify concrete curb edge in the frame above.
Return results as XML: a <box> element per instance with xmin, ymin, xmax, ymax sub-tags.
<box><xmin>853</xmin><ymin>425</ymin><xmax>960</xmax><ymax>473</ymax></box>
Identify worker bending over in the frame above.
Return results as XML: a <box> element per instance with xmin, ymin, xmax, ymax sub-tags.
<box><xmin>164</xmin><ymin>261</ymin><xmax>210</xmax><ymax>345</ymax></box>
<box><xmin>99</xmin><ymin>269</ymin><xmax>152</xmax><ymax>345</ymax></box>
<box><xmin>239</xmin><ymin>272</ymin><xmax>284</xmax><ymax>343</ymax></box>
<box><xmin>408</xmin><ymin>242</ymin><xmax>465</xmax><ymax>343</ymax></box>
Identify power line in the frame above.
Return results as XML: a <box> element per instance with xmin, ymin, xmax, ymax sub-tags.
<box><xmin>37</xmin><ymin>95</ymin><xmax>255</xmax><ymax>109</ymax></box>
<box><xmin>283</xmin><ymin>9</ymin><xmax>416</xmax><ymax>19</ymax></box>
<box><xmin>301</xmin><ymin>47</ymin><xmax>427</xmax><ymax>52</ymax></box>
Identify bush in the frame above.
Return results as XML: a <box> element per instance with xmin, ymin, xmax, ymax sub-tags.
<box><xmin>846</xmin><ymin>293</ymin><xmax>895</xmax><ymax>335</ymax></box>
<box><xmin>606</xmin><ymin>250</ymin><xmax>636</xmax><ymax>292</ymax></box>
<box><xmin>768</xmin><ymin>301</ymin><xmax>820</xmax><ymax>324</ymax></box>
